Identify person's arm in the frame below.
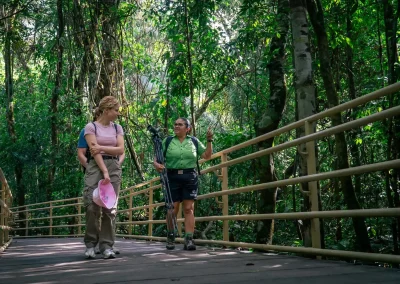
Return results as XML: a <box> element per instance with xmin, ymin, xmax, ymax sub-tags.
<box><xmin>118</xmin><ymin>151</ymin><xmax>126</xmax><ymax>165</ymax></box>
<box><xmin>77</xmin><ymin>148</ymin><xmax>88</xmax><ymax>168</ymax></box>
<box><xmin>153</xmin><ymin>157</ymin><xmax>165</xmax><ymax>173</ymax></box>
<box><xmin>85</xmin><ymin>134</ymin><xmax>110</xmax><ymax>183</ymax></box>
<box><xmin>201</xmin><ymin>127</ymin><xmax>213</xmax><ymax>160</ymax></box>
<box><xmin>89</xmin><ymin>136</ymin><xmax>124</xmax><ymax>156</ymax></box>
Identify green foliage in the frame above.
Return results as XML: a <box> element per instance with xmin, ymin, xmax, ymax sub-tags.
<box><xmin>0</xmin><ymin>0</ymin><xmax>398</xmax><ymax>263</ymax></box>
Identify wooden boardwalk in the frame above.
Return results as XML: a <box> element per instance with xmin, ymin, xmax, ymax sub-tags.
<box><xmin>1</xmin><ymin>238</ymin><xmax>399</xmax><ymax>284</ymax></box>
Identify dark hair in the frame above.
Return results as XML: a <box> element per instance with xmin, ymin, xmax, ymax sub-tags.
<box><xmin>177</xmin><ymin>117</ymin><xmax>191</xmax><ymax>128</ymax></box>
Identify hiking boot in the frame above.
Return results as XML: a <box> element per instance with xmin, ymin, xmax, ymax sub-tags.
<box><xmin>184</xmin><ymin>235</ymin><xmax>196</xmax><ymax>251</ymax></box>
<box><xmin>112</xmin><ymin>246</ymin><xmax>120</xmax><ymax>254</ymax></box>
<box><xmin>85</xmin><ymin>247</ymin><xmax>95</xmax><ymax>259</ymax></box>
<box><xmin>166</xmin><ymin>232</ymin><xmax>175</xmax><ymax>250</ymax></box>
<box><xmin>103</xmin><ymin>249</ymin><xmax>116</xmax><ymax>259</ymax></box>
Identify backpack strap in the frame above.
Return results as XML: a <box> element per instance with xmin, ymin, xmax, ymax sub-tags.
<box><xmin>163</xmin><ymin>136</ymin><xmax>174</xmax><ymax>159</ymax></box>
<box><xmin>87</xmin><ymin>122</ymin><xmax>119</xmax><ymax>162</ymax></box>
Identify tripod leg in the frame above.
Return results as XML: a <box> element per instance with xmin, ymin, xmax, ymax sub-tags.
<box><xmin>165</xmin><ymin>207</ymin><xmax>178</xmax><ymax>250</ymax></box>
<box><xmin>166</xmin><ymin>209</ymin><xmax>177</xmax><ymax>232</ymax></box>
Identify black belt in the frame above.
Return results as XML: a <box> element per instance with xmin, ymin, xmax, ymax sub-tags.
<box><xmin>167</xmin><ymin>168</ymin><xmax>195</xmax><ymax>174</ymax></box>
<box><xmin>102</xmin><ymin>155</ymin><xmax>119</xmax><ymax>161</ymax></box>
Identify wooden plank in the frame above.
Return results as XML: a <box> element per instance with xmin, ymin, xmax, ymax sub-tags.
<box><xmin>0</xmin><ymin>238</ymin><xmax>399</xmax><ymax>284</ymax></box>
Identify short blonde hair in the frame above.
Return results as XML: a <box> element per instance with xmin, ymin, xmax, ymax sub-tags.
<box><xmin>94</xmin><ymin>96</ymin><xmax>119</xmax><ymax>118</ymax></box>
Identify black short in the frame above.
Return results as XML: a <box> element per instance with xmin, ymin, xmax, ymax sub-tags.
<box><xmin>166</xmin><ymin>170</ymin><xmax>198</xmax><ymax>203</ymax></box>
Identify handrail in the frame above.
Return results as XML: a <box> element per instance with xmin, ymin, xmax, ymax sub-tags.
<box><xmin>216</xmin><ymin>81</ymin><xmax>400</xmax><ymax>156</ymax></box>
<box><xmin>9</xmin><ymin>82</ymin><xmax>400</xmax><ymax>264</ymax></box>
<box><xmin>0</xmin><ymin>168</ymin><xmax>13</xmax><ymax>251</ymax></box>
<box><xmin>11</xmin><ymin>197</ymin><xmax>81</xmax><ymax>210</ymax></box>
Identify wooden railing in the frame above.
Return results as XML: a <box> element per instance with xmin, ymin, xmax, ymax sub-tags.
<box><xmin>0</xmin><ymin>168</ymin><xmax>13</xmax><ymax>251</ymax></box>
<box><xmin>12</xmin><ymin>197</ymin><xmax>84</xmax><ymax>238</ymax></box>
<box><xmin>9</xmin><ymin>82</ymin><xmax>400</xmax><ymax>264</ymax></box>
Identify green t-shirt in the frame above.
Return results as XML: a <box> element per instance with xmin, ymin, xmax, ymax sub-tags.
<box><xmin>163</xmin><ymin>135</ymin><xmax>206</xmax><ymax>169</ymax></box>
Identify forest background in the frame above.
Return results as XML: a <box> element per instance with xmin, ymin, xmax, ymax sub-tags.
<box><xmin>0</xmin><ymin>0</ymin><xmax>399</xmax><ymax>260</ymax></box>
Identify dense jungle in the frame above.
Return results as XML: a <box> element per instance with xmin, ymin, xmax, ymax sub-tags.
<box><xmin>0</xmin><ymin>0</ymin><xmax>399</xmax><ymax>263</ymax></box>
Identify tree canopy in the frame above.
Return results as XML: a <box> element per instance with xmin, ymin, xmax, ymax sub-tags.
<box><xmin>1</xmin><ymin>0</ymin><xmax>399</xmax><ymax>259</ymax></box>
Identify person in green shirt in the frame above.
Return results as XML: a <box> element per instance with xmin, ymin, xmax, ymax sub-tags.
<box><xmin>153</xmin><ymin>117</ymin><xmax>213</xmax><ymax>250</ymax></box>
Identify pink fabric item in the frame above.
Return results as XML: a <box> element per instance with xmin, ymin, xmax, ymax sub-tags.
<box><xmin>93</xmin><ymin>180</ymin><xmax>117</xmax><ymax>209</ymax></box>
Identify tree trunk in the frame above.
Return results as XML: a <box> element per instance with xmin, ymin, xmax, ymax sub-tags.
<box><xmin>382</xmin><ymin>0</ymin><xmax>399</xmax><ymax>85</ymax></box>
<box><xmin>255</xmin><ymin>0</ymin><xmax>289</xmax><ymax>245</ymax></box>
<box><xmin>290</xmin><ymin>0</ymin><xmax>316</xmax><ymax>248</ymax></box>
<box><xmin>47</xmin><ymin>0</ymin><xmax>64</xmax><ymax>200</ymax></box>
<box><xmin>345</xmin><ymin>1</ymin><xmax>362</xmax><ymax>200</ymax></box>
<box><xmin>183</xmin><ymin>0</ymin><xmax>196</xmax><ymax>135</ymax></box>
<box><xmin>376</xmin><ymin>0</ymin><xmax>385</xmax><ymax>89</ymax></box>
<box><xmin>307</xmin><ymin>0</ymin><xmax>371</xmax><ymax>252</ymax></box>
<box><xmin>94</xmin><ymin>0</ymin><xmax>121</xmax><ymax>103</ymax></box>
<box><xmin>73</xmin><ymin>0</ymin><xmax>98</xmax><ymax>106</ymax></box>
<box><xmin>382</xmin><ymin>0</ymin><xmax>400</xmax><ymax>257</ymax></box>
<box><xmin>2</xmin><ymin>2</ymin><xmax>26</xmax><ymax>228</ymax></box>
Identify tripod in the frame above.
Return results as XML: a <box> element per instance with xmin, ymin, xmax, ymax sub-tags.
<box><xmin>147</xmin><ymin>125</ymin><xmax>178</xmax><ymax>235</ymax></box>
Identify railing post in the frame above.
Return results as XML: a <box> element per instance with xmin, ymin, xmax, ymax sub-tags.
<box><xmin>129</xmin><ymin>189</ymin><xmax>133</xmax><ymax>235</ymax></box>
<box><xmin>78</xmin><ymin>198</ymin><xmax>82</xmax><ymax>235</ymax></box>
<box><xmin>148</xmin><ymin>182</ymin><xmax>153</xmax><ymax>238</ymax></box>
<box><xmin>221</xmin><ymin>153</ymin><xmax>229</xmax><ymax>242</ymax></box>
<box><xmin>25</xmin><ymin>206</ymin><xmax>29</xmax><ymax>237</ymax></box>
<box><xmin>49</xmin><ymin>201</ymin><xmax>53</xmax><ymax>236</ymax></box>
<box><xmin>5</xmin><ymin>189</ymin><xmax>10</xmax><ymax>242</ymax></box>
<box><xmin>305</xmin><ymin>121</ymin><xmax>321</xmax><ymax>252</ymax></box>
<box><xmin>1</xmin><ymin>184</ymin><xmax>5</xmax><ymax>245</ymax></box>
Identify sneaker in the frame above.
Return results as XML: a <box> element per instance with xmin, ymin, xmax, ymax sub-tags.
<box><xmin>94</xmin><ymin>246</ymin><xmax>101</xmax><ymax>254</ymax></box>
<box><xmin>112</xmin><ymin>246</ymin><xmax>120</xmax><ymax>254</ymax></box>
<box><xmin>166</xmin><ymin>232</ymin><xmax>175</xmax><ymax>250</ymax></box>
<box><xmin>85</xmin><ymin>248</ymin><xmax>96</xmax><ymax>259</ymax></box>
<box><xmin>103</xmin><ymin>249</ymin><xmax>116</xmax><ymax>259</ymax></box>
<box><xmin>184</xmin><ymin>236</ymin><xmax>196</xmax><ymax>251</ymax></box>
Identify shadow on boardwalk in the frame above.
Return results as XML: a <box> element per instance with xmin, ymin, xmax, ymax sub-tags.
<box><xmin>0</xmin><ymin>238</ymin><xmax>399</xmax><ymax>284</ymax></box>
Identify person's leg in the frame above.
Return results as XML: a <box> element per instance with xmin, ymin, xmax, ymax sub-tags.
<box><xmin>98</xmin><ymin>159</ymin><xmax>121</xmax><ymax>259</ymax></box>
<box><xmin>166</xmin><ymin>201</ymin><xmax>181</xmax><ymax>231</ymax></box>
<box><xmin>181</xmin><ymin>171</ymin><xmax>198</xmax><ymax>250</ymax></box>
<box><xmin>99</xmin><ymin>206</ymin><xmax>117</xmax><ymax>258</ymax></box>
<box><xmin>83</xmin><ymin>160</ymin><xmax>103</xmax><ymax>258</ymax></box>
<box><xmin>182</xmin><ymin>199</ymin><xmax>196</xmax><ymax>250</ymax></box>
<box><xmin>165</xmin><ymin>200</ymin><xmax>180</xmax><ymax>250</ymax></box>
<box><xmin>182</xmin><ymin>199</ymin><xmax>195</xmax><ymax>233</ymax></box>
<box><xmin>165</xmin><ymin>173</ymin><xmax>181</xmax><ymax>250</ymax></box>
<box><xmin>83</xmin><ymin>202</ymin><xmax>101</xmax><ymax>258</ymax></box>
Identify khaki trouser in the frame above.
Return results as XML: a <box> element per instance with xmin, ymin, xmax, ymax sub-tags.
<box><xmin>83</xmin><ymin>158</ymin><xmax>121</xmax><ymax>252</ymax></box>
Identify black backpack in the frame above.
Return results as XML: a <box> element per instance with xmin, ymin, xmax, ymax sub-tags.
<box><xmin>163</xmin><ymin>135</ymin><xmax>201</xmax><ymax>174</ymax></box>
<box><xmin>85</xmin><ymin>122</ymin><xmax>118</xmax><ymax>163</ymax></box>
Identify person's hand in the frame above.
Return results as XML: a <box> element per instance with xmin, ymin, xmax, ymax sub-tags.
<box><xmin>206</xmin><ymin>126</ymin><xmax>213</xmax><ymax>141</ymax></box>
<box><xmin>102</xmin><ymin>171</ymin><xmax>110</xmax><ymax>184</ymax></box>
<box><xmin>154</xmin><ymin>161</ymin><xmax>165</xmax><ymax>173</ymax></box>
<box><xmin>90</xmin><ymin>142</ymin><xmax>102</xmax><ymax>155</ymax></box>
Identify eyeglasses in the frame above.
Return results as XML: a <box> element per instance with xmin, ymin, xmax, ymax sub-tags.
<box><xmin>174</xmin><ymin>123</ymin><xmax>186</xmax><ymax>127</ymax></box>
